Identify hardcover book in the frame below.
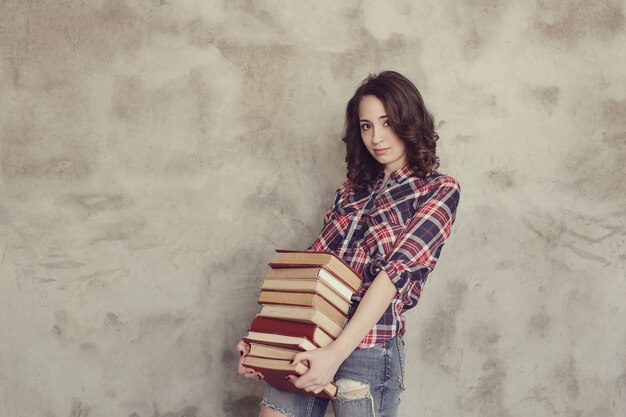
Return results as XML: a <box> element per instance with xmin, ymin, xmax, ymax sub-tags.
<box><xmin>261</xmin><ymin>278</ymin><xmax>352</xmax><ymax>311</ymax></box>
<box><xmin>243</xmin><ymin>356</ymin><xmax>338</xmax><ymax>399</ymax></box>
<box><xmin>258</xmin><ymin>305</ymin><xmax>345</xmax><ymax>338</ymax></box>
<box><xmin>249</xmin><ymin>316</ymin><xmax>334</xmax><ymax>348</ymax></box>
<box><xmin>258</xmin><ymin>291</ymin><xmax>348</xmax><ymax>325</ymax></box>
<box><xmin>271</xmin><ymin>250</ymin><xmax>362</xmax><ymax>292</ymax></box>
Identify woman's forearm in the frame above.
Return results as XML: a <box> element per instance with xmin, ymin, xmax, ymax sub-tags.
<box><xmin>330</xmin><ymin>270</ymin><xmax>398</xmax><ymax>360</ymax></box>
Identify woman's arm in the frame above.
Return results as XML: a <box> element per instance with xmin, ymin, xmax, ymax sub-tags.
<box><xmin>290</xmin><ymin>269</ymin><xmax>397</xmax><ymax>394</ymax></box>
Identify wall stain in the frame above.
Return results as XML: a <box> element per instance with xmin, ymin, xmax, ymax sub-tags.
<box><xmin>534</xmin><ymin>0</ymin><xmax>626</xmax><ymax>44</ymax></box>
<box><xmin>185</xmin><ymin>16</ymin><xmax>215</xmax><ymax>48</ymax></box>
<box><xmin>150</xmin><ymin>405</ymin><xmax>198</xmax><ymax>417</ymax></box>
<box><xmin>222</xmin><ymin>394</ymin><xmax>261</xmax><ymax>417</ymax></box>
<box><xmin>523</xmin><ymin>209</ymin><xmax>623</xmax><ymax>269</ymax></box>
<box><xmin>62</xmin><ymin>193</ymin><xmax>130</xmax><ymax>214</ymax></box>
<box><xmin>486</xmin><ymin>168</ymin><xmax>515</xmax><ymax>189</ymax></box>
<box><xmin>468</xmin><ymin>322</ymin><xmax>500</xmax><ymax>352</ymax></box>
<box><xmin>104</xmin><ymin>312</ymin><xmax>122</xmax><ymax>326</ymax></box>
<box><xmin>528</xmin><ymin>85</ymin><xmax>560</xmax><ymax>115</ymax></box>
<box><xmin>616</xmin><ymin>368</ymin><xmax>626</xmax><ymax>403</ymax></box>
<box><xmin>225</xmin><ymin>0</ymin><xmax>277</xmax><ymax>29</ymax></box>
<box><xmin>79</xmin><ymin>342</ymin><xmax>97</xmax><ymax>351</ymax></box>
<box><xmin>447</xmin><ymin>0</ymin><xmax>508</xmax><ymax>59</ymax></box>
<box><xmin>602</xmin><ymin>99</ymin><xmax>626</xmax><ymax>129</ymax></box>
<box><xmin>2</xmin><ymin>156</ymin><xmax>91</xmax><ymax>181</ymax></box>
<box><xmin>602</xmin><ymin>131</ymin><xmax>626</xmax><ymax>145</ymax></box>
<box><xmin>527</xmin><ymin>309</ymin><xmax>551</xmax><ymax>337</ymax></box>
<box><xmin>519</xmin><ymin>386</ymin><xmax>559</xmax><ymax>415</ymax></box>
<box><xmin>587</xmin><ymin>406</ymin><xmax>611</xmax><ymax>417</ymax></box>
<box><xmin>77</xmin><ymin>268</ymin><xmax>123</xmax><ymax>282</ymax></box>
<box><xmin>39</xmin><ymin>260</ymin><xmax>86</xmax><ymax>269</ymax></box>
<box><xmin>221</xmin><ymin>348</ymin><xmax>237</xmax><ymax>364</ymax></box>
<box><xmin>555</xmin><ymin>354</ymin><xmax>580</xmax><ymax>399</ymax></box>
<box><xmin>460</xmin><ymin>323</ymin><xmax>510</xmax><ymax>417</ymax></box>
<box><xmin>89</xmin><ymin>219</ymin><xmax>146</xmax><ymax>244</ymax></box>
<box><xmin>566</xmin><ymin>224</ymin><xmax>622</xmax><ymax>245</ymax></box>
<box><xmin>494</xmin><ymin>260</ymin><xmax>514</xmax><ymax>271</ymax></box>
<box><xmin>455</xmin><ymin>134</ymin><xmax>476</xmax><ymax>143</ymax></box>
<box><xmin>69</xmin><ymin>398</ymin><xmax>90</xmax><ymax>417</ymax></box>
<box><xmin>521</xmin><ymin>214</ymin><xmax>566</xmax><ymax>246</ymax></box>
<box><xmin>130</xmin><ymin>313</ymin><xmax>187</xmax><ymax>343</ymax></box>
<box><xmin>563</xmin><ymin>242</ymin><xmax>611</xmax><ymax>266</ymax></box>
<box><xmin>332</xmin><ymin>31</ymin><xmax>424</xmax><ymax>81</ymax></box>
<box><xmin>420</xmin><ymin>280</ymin><xmax>468</xmax><ymax>374</ymax></box>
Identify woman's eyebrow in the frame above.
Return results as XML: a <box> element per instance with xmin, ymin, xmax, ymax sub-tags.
<box><xmin>359</xmin><ymin>115</ymin><xmax>388</xmax><ymax>122</ymax></box>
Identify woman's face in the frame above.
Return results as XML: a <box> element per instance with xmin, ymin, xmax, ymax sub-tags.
<box><xmin>358</xmin><ymin>95</ymin><xmax>407</xmax><ymax>176</ymax></box>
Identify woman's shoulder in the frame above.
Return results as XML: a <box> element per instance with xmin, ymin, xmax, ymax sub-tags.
<box><xmin>421</xmin><ymin>171</ymin><xmax>461</xmax><ymax>193</ymax></box>
<box><xmin>330</xmin><ymin>179</ymin><xmax>354</xmax><ymax>198</ymax></box>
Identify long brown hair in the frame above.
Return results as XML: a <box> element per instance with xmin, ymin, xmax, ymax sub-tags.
<box><xmin>342</xmin><ymin>71</ymin><xmax>440</xmax><ymax>192</ymax></box>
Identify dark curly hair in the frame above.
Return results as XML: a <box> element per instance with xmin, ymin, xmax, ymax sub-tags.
<box><xmin>342</xmin><ymin>71</ymin><xmax>440</xmax><ymax>192</ymax></box>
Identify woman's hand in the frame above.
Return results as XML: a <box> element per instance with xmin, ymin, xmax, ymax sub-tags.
<box><xmin>236</xmin><ymin>339</ymin><xmax>264</xmax><ymax>380</ymax></box>
<box><xmin>290</xmin><ymin>345</ymin><xmax>346</xmax><ymax>394</ymax></box>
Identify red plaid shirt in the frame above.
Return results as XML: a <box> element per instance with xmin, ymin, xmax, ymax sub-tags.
<box><xmin>308</xmin><ymin>166</ymin><xmax>461</xmax><ymax>348</ymax></box>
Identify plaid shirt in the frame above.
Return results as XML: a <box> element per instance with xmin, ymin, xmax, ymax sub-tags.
<box><xmin>308</xmin><ymin>166</ymin><xmax>461</xmax><ymax>348</ymax></box>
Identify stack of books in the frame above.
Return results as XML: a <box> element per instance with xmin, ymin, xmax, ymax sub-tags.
<box><xmin>242</xmin><ymin>249</ymin><xmax>362</xmax><ymax>399</ymax></box>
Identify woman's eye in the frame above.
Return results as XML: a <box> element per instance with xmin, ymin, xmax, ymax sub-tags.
<box><xmin>383</xmin><ymin>120</ymin><xmax>390</xmax><ymax>127</ymax></box>
<box><xmin>360</xmin><ymin>123</ymin><xmax>370</xmax><ymax>131</ymax></box>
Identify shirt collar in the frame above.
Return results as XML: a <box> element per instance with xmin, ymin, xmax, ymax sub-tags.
<box><xmin>376</xmin><ymin>165</ymin><xmax>437</xmax><ymax>186</ymax></box>
<box><xmin>389</xmin><ymin>165</ymin><xmax>415</xmax><ymax>183</ymax></box>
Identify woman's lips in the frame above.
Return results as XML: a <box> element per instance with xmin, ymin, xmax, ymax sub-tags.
<box><xmin>374</xmin><ymin>148</ymin><xmax>390</xmax><ymax>156</ymax></box>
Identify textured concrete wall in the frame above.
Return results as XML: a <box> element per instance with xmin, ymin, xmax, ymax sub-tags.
<box><xmin>1</xmin><ymin>1</ymin><xmax>625</xmax><ymax>416</ymax></box>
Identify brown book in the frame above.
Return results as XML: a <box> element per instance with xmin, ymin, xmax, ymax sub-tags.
<box><xmin>258</xmin><ymin>305</ymin><xmax>345</xmax><ymax>338</ymax></box>
<box><xmin>258</xmin><ymin>291</ymin><xmax>348</xmax><ymax>324</ymax></box>
<box><xmin>249</xmin><ymin>316</ymin><xmax>334</xmax><ymax>348</ymax></box>
<box><xmin>244</xmin><ymin>331</ymin><xmax>319</xmax><ymax>351</ymax></box>
<box><xmin>261</xmin><ymin>278</ymin><xmax>351</xmax><ymax>311</ymax></box>
<box><xmin>248</xmin><ymin>342</ymin><xmax>300</xmax><ymax>360</ymax></box>
<box><xmin>272</xmin><ymin>250</ymin><xmax>362</xmax><ymax>292</ymax></box>
<box><xmin>243</xmin><ymin>356</ymin><xmax>337</xmax><ymax>399</ymax></box>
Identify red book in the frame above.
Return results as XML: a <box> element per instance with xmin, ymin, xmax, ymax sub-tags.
<box><xmin>249</xmin><ymin>316</ymin><xmax>334</xmax><ymax>348</ymax></box>
<box><xmin>243</xmin><ymin>356</ymin><xmax>337</xmax><ymax>399</ymax></box>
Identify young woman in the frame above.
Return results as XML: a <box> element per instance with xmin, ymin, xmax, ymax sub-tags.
<box><xmin>237</xmin><ymin>71</ymin><xmax>461</xmax><ymax>417</ymax></box>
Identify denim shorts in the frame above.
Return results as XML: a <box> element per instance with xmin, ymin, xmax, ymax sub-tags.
<box><xmin>260</xmin><ymin>335</ymin><xmax>405</xmax><ymax>417</ymax></box>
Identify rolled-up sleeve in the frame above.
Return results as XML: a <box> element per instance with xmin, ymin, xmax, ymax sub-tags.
<box><xmin>380</xmin><ymin>177</ymin><xmax>461</xmax><ymax>296</ymax></box>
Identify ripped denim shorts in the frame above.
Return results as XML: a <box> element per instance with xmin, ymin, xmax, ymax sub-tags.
<box><xmin>260</xmin><ymin>335</ymin><xmax>405</xmax><ymax>417</ymax></box>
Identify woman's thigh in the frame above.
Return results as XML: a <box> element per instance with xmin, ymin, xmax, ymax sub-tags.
<box><xmin>260</xmin><ymin>383</ymin><xmax>330</xmax><ymax>417</ymax></box>
<box><xmin>331</xmin><ymin>336</ymin><xmax>405</xmax><ymax>417</ymax></box>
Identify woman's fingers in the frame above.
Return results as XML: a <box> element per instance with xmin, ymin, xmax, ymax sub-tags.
<box><xmin>236</xmin><ymin>339</ymin><xmax>264</xmax><ymax>379</ymax></box>
<box><xmin>290</xmin><ymin>351</ymin><xmax>310</xmax><ymax>365</ymax></box>
<box><xmin>236</xmin><ymin>340</ymin><xmax>250</xmax><ymax>356</ymax></box>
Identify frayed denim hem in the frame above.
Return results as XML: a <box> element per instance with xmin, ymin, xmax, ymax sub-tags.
<box><xmin>260</xmin><ymin>397</ymin><xmax>296</xmax><ymax>417</ymax></box>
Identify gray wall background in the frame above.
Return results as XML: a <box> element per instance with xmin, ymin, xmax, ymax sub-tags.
<box><xmin>1</xmin><ymin>1</ymin><xmax>625</xmax><ymax>416</ymax></box>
